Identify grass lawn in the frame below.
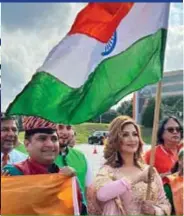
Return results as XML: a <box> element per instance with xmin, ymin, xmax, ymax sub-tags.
<box><xmin>141</xmin><ymin>127</ymin><xmax>152</xmax><ymax>144</ymax></box>
<box><xmin>19</xmin><ymin>123</ymin><xmax>152</xmax><ymax>144</ymax></box>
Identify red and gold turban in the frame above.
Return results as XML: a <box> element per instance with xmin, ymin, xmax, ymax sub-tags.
<box><xmin>23</xmin><ymin>116</ymin><xmax>56</xmax><ymax>132</ymax></box>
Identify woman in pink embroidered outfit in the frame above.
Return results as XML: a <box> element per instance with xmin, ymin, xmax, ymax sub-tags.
<box><xmin>87</xmin><ymin>116</ymin><xmax>171</xmax><ymax>215</ymax></box>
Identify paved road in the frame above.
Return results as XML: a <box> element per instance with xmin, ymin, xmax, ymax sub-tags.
<box><xmin>75</xmin><ymin>144</ymin><xmax>150</xmax><ymax>175</ymax></box>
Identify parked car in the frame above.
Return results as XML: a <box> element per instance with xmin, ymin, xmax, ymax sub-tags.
<box><xmin>88</xmin><ymin>131</ymin><xmax>109</xmax><ymax>145</ymax></box>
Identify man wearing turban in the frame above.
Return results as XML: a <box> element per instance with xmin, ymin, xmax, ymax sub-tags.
<box><xmin>2</xmin><ymin>116</ymin><xmax>86</xmax><ymax>215</ymax></box>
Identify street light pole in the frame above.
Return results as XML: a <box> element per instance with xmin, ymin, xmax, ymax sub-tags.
<box><xmin>100</xmin><ymin>115</ymin><xmax>102</xmax><ymax>123</ymax></box>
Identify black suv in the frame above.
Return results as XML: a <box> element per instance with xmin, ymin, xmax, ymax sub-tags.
<box><xmin>88</xmin><ymin>131</ymin><xmax>109</xmax><ymax>145</ymax></box>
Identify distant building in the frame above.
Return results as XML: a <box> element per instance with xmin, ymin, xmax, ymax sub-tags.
<box><xmin>149</xmin><ymin>70</ymin><xmax>183</xmax><ymax>97</ymax></box>
<box><xmin>137</xmin><ymin>70</ymin><xmax>183</xmax><ymax>123</ymax></box>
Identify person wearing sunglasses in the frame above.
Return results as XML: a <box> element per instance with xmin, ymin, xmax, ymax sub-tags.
<box><xmin>144</xmin><ymin>116</ymin><xmax>183</xmax><ymax>182</ymax></box>
<box><xmin>55</xmin><ymin>124</ymin><xmax>93</xmax><ymax>206</ymax></box>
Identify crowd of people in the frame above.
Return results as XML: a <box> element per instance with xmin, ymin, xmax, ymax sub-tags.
<box><xmin>1</xmin><ymin>112</ymin><xmax>183</xmax><ymax>215</ymax></box>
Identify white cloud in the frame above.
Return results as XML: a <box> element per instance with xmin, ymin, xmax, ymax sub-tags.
<box><xmin>1</xmin><ymin>3</ymin><xmax>86</xmax><ymax>111</ymax></box>
<box><xmin>1</xmin><ymin>3</ymin><xmax>183</xmax><ymax>111</ymax></box>
<box><xmin>164</xmin><ymin>3</ymin><xmax>183</xmax><ymax>71</ymax></box>
<box><xmin>169</xmin><ymin>3</ymin><xmax>183</xmax><ymax>26</ymax></box>
<box><xmin>165</xmin><ymin>25</ymin><xmax>183</xmax><ymax>71</ymax></box>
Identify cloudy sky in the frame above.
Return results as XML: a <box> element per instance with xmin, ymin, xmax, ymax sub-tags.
<box><xmin>1</xmin><ymin>3</ymin><xmax>183</xmax><ymax>111</ymax></box>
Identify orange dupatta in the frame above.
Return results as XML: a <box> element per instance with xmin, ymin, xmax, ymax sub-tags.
<box><xmin>1</xmin><ymin>173</ymin><xmax>78</xmax><ymax>215</ymax></box>
<box><xmin>167</xmin><ymin>173</ymin><xmax>183</xmax><ymax>215</ymax></box>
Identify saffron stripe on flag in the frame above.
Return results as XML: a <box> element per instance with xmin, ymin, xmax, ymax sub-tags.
<box><xmin>69</xmin><ymin>3</ymin><xmax>134</xmax><ymax>43</ymax></box>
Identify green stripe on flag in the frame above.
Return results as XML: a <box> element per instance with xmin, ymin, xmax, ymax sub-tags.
<box><xmin>7</xmin><ymin>29</ymin><xmax>167</xmax><ymax>124</ymax></box>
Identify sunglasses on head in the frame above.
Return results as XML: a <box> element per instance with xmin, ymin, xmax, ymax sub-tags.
<box><xmin>165</xmin><ymin>127</ymin><xmax>182</xmax><ymax>133</ymax></box>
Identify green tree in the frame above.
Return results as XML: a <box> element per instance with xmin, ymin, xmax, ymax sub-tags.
<box><xmin>101</xmin><ymin>109</ymin><xmax>119</xmax><ymax>123</ymax></box>
<box><xmin>162</xmin><ymin>95</ymin><xmax>183</xmax><ymax>120</ymax></box>
<box><xmin>141</xmin><ymin>95</ymin><xmax>183</xmax><ymax>128</ymax></box>
<box><xmin>89</xmin><ymin>109</ymin><xmax>119</xmax><ymax>123</ymax></box>
<box><xmin>16</xmin><ymin>116</ymin><xmax>23</xmax><ymax>131</ymax></box>
<box><xmin>142</xmin><ymin>98</ymin><xmax>162</xmax><ymax>128</ymax></box>
<box><xmin>117</xmin><ymin>100</ymin><xmax>133</xmax><ymax>117</ymax></box>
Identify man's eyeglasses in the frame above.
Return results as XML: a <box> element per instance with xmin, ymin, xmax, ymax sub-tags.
<box><xmin>165</xmin><ymin>127</ymin><xmax>182</xmax><ymax>134</ymax></box>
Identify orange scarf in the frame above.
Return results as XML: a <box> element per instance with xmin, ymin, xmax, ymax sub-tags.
<box><xmin>167</xmin><ymin>173</ymin><xmax>183</xmax><ymax>215</ymax></box>
<box><xmin>1</xmin><ymin>174</ymin><xmax>77</xmax><ymax>215</ymax></box>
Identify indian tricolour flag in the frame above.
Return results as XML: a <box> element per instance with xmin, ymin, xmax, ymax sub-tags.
<box><xmin>7</xmin><ymin>3</ymin><xmax>170</xmax><ymax>124</ymax></box>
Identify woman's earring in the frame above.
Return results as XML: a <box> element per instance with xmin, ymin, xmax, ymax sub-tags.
<box><xmin>134</xmin><ymin>152</ymin><xmax>138</xmax><ymax>160</ymax></box>
<box><xmin>115</xmin><ymin>151</ymin><xmax>119</xmax><ymax>162</ymax></box>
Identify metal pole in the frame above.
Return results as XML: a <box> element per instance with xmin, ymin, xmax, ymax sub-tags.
<box><xmin>100</xmin><ymin>115</ymin><xmax>102</xmax><ymax>123</ymax></box>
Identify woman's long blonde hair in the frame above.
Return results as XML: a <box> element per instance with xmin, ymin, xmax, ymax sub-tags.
<box><xmin>104</xmin><ymin>115</ymin><xmax>144</xmax><ymax>168</ymax></box>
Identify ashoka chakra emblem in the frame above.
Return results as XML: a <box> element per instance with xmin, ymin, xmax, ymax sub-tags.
<box><xmin>101</xmin><ymin>31</ymin><xmax>117</xmax><ymax>56</ymax></box>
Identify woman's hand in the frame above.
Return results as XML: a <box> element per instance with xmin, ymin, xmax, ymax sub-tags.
<box><xmin>141</xmin><ymin>200</ymin><xmax>155</xmax><ymax>215</ymax></box>
<box><xmin>132</xmin><ymin>166</ymin><xmax>156</xmax><ymax>184</ymax></box>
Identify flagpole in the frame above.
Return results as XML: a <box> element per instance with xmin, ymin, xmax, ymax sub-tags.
<box><xmin>135</xmin><ymin>91</ymin><xmax>139</xmax><ymax>123</ymax></box>
<box><xmin>146</xmin><ymin>81</ymin><xmax>162</xmax><ymax>200</ymax></box>
<box><xmin>132</xmin><ymin>92</ymin><xmax>139</xmax><ymax>123</ymax></box>
<box><xmin>132</xmin><ymin>93</ymin><xmax>135</xmax><ymax>120</ymax></box>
